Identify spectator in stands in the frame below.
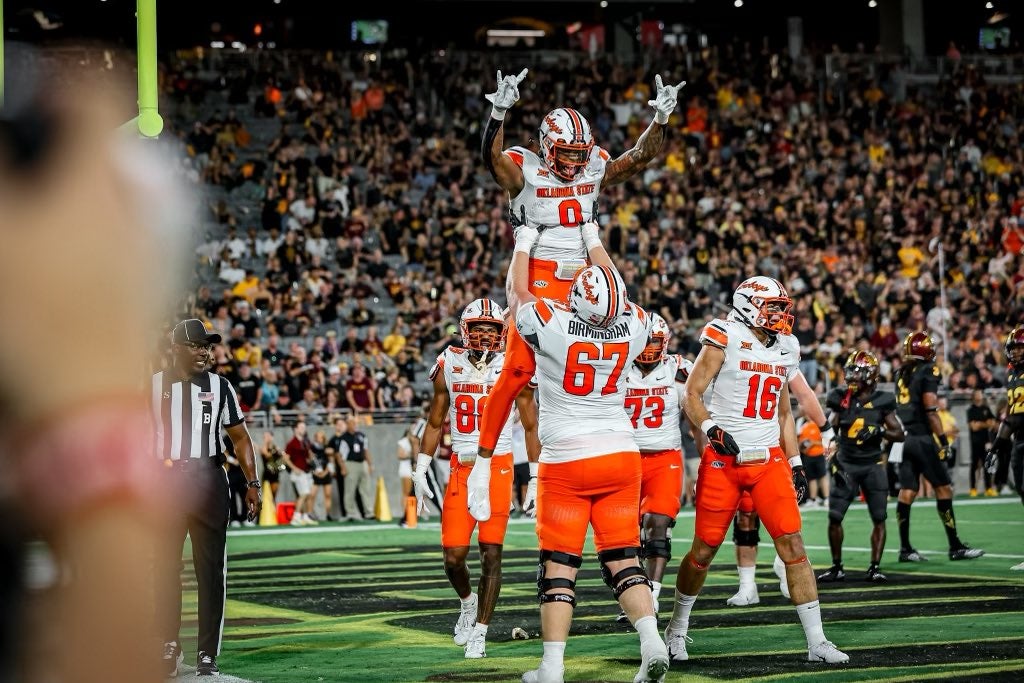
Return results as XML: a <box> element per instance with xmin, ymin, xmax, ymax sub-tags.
<box><xmin>345</xmin><ymin>363</ymin><xmax>376</xmax><ymax>413</ymax></box>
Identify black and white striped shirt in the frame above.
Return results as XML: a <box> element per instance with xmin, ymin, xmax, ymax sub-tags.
<box><xmin>151</xmin><ymin>370</ymin><xmax>244</xmax><ymax>460</ymax></box>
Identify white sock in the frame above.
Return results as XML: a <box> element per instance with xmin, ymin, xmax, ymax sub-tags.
<box><xmin>668</xmin><ymin>593</ymin><xmax>697</xmax><ymax>632</ymax></box>
<box><xmin>472</xmin><ymin>623</ymin><xmax>488</xmax><ymax>637</ymax></box>
<box><xmin>460</xmin><ymin>593</ymin><xmax>476</xmax><ymax>608</ymax></box>
<box><xmin>541</xmin><ymin>641</ymin><xmax>566</xmax><ymax>669</ymax></box>
<box><xmin>651</xmin><ymin>581</ymin><xmax>662</xmax><ymax>602</ymax></box>
<box><xmin>632</xmin><ymin>615</ymin><xmax>660</xmax><ymax>646</ymax></box>
<box><xmin>737</xmin><ymin>565</ymin><xmax>756</xmax><ymax>590</ymax></box>
<box><xmin>795</xmin><ymin>600</ymin><xmax>826</xmax><ymax>647</ymax></box>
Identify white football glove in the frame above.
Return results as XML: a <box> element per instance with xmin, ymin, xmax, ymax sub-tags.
<box><xmin>580</xmin><ymin>221</ymin><xmax>601</xmax><ymax>251</ymax></box>
<box><xmin>819</xmin><ymin>423</ymin><xmax>835</xmax><ymax>453</ymax></box>
<box><xmin>466</xmin><ymin>456</ymin><xmax>492</xmax><ymax>521</ymax></box>
<box><xmin>514</xmin><ymin>225</ymin><xmax>540</xmax><ymax>255</ymax></box>
<box><xmin>647</xmin><ymin>74</ymin><xmax>687</xmax><ymax>124</ymax></box>
<box><xmin>522</xmin><ymin>462</ymin><xmax>539</xmax><ymax>518</ymax></box>
<box><xmin>485</xmin><ymin>68</ymin><xmax>529</xmax><ymax>120</ymax></box>
<box><xmin>412</xmin><ymin>453</ymin><xmax>434</xmax><ymax>514</ymax></box>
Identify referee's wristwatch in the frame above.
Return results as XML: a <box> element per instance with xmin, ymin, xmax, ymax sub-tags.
<box><xmin>247</xmin><ymin>480</ymin><xmax>262</xmax><ymax>490</ymax></box>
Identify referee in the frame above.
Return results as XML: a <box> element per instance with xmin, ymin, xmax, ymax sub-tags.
<box><xmin>153</xmin><ymin>319</ymin><xmax>261</xmax><ymax>677</ymax></box>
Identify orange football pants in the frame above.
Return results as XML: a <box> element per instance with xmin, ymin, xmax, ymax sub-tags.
<box><xmin>536</xmin><ymin>451</ymin><xmax>642</xmax><ymax>556</ymax></box>
<box><xmin>640</xmin><ymin>448</ymin><xmax>684</xmax><ymax>519</ymax></box>
<box><xmin>694</xmin><ymin>445</ymin><xmax>800</xmax><ymax>547</ymax></box>
<box><xmin>441</xmin><ymin>453</ymin><xmax>514</xmax><ymax>547</ymax></box>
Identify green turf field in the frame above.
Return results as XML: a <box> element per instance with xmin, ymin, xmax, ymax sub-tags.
<box><xmin>175</xmin><ymin>498</ymin><xmax>1024</xmax><ymax>682</ymax></box>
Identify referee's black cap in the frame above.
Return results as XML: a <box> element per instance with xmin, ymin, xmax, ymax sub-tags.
<box><xmin>172</xmin><ymin>319</ymin><xmax>222</xmax><ymax>345</ymax></box>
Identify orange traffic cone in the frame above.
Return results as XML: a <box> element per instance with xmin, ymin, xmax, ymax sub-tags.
<box><xmin>374</xmin><ymin>476</ymin><xmax>393</xmax><ymax>522</ymax></box>
<box><xmin>404</xmin><ymin>496</ymin><xmax>418</xmax><ymax>528</ymax></box>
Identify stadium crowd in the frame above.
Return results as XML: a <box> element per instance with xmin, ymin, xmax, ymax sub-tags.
<box><xmin>159</xmin><ymin>40</ymin><xmax>1024</xmax><ymax>419</ymax></box>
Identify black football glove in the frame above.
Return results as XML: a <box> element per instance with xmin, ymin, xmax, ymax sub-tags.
<box><xmin>986</xmin><ymin>438</ymin><xmax>1010</xmax><ymax>475</ymax></box>
<box><xmin>854</xmin><ymin>424</ymin><xmax>884</xmax><ymax>446</ymax></box>
<box><xmin>829</xmin><ymin>457</ymin><xmax>851</xmax><ymax>489</ymax></box>
<box><xmin>706</xmin><ymin>425</ymin><xmax>740</xmax><ymax>456</ymax></box>
<box><xmin>792</xmin><ymin>465</ymin><xmax>809</xmax><ymax>505</ymax></box>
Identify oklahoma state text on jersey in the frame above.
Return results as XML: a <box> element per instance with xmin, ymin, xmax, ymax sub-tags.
<box><xmin>625</xmin><ymin>354</ymin><xmax>692</xmax><ymax>452</ymax></box>
<box><xmin>700</xmin><ymin>318</ymin><xmax>800</xmax><ymax>450</ymax></box>
<box><xmin>516</xmin><ymin>298</ymin><xmax>652</xmax><ymax>463</ymax></box>
<box><xmin>429</xmin><ymin>347</ymin><xmax>515</xmax><ymax>462</ymax></box>
<box><xmin>504</xmin><ymin>145</ymin><xmax>609</xmax><ymax>261</ymax></box>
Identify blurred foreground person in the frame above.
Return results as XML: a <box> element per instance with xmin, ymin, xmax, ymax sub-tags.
<box><xmin>0</xmin><ymin>49</ymin><xmax>190</xmax><ymax>683</ymax></box>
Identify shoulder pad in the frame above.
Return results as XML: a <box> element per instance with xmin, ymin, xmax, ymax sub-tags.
<box><xmin>532</xmin><ymin>299</ymin><xmax>555</xmax><ymax>326</ymax></box>
<box><xmin>428</xmin><ymin>355</ymin><xmax>446</xmax><ymax>381</ymax></box>
<box><xmin>700</xmin><ymin>321</ymin><xmax>729</xmax><ymax>349</ymax></box>
<box><xmin>597</xmin><ymin>147</ymin><xmax>610</xmax><ymax>162</ymax></box>
<box><xmin>877</xmin><ymin>391</ymin><xmax>898</xmax><ymax>411</ymax></box>
<box><xmin>504</xmin><ymin>146</ymin><xmax>529</xmax><ymax>168</ymax></box>
<box><xmin>825</xmin><ymin>387</ymin><xmax>845</xmax><ymax>410</ymax></box>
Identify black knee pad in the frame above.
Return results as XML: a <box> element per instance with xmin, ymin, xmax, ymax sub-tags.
<box><xmin>597</xmin><ymin>547</ymin><xmax>639</xmax><ymax>588</ymax></box>
<box><xmin>537</xmin><ymin>550</ymin><xmax>582</xmax><ymax>604</ymax></box>
<box><xmin>642</xmin><ymin>537</ymin><xmax>672</xmax><ymax>561</ymax></box>
<box><xmin>732</xmin><ymin>525</ymin><xmax>760</xmax><ymax>547</ymax></box>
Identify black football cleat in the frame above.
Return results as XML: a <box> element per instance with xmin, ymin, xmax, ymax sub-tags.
<box><xmin>196</xmin><ymin>651</ymin><xmax>219</xmax><ymax>676</ymax></box>
<box><xmin>817</xmin><ymin>564</ymin><xmax>846</xmax><ymax>582</ymax></box>
<box><xmin>949</xmin><ymin>545</ymin><xmax>985</xmax><ymax>561</ymax></box>
<box><xmin>898</xmin><ymin>548</ymin><xmax>928</xmax><ymax>562</ymax></box>
<box><xmin>865</xmin><ymin>565</ymin><xmax>887</xmax><ymax>582</ymax></box>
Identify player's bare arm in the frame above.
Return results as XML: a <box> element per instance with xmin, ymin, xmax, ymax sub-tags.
<box><xmin>684</xmin><ymin>344</ymin><xmax>725</xmax><ymax>428</ymax></box>
<box><xmin>883</xmin><ymin>412</ymin><xmax>905</xmax><ymax>443</ymax></box>
<box><xmin>515</xmin><ymin>387</ymin><xmax>541</xmax><ymax>463</ymax></box>
<box><xmin>789</xmin><ymin>370</ymin><xmax>826</xmax><ymax>427</ymax></box>
<box><xmin>419</xmin><ymin>371</ymin><xmax>451</xmax><ymax>460</ymax></box>
<box><xmin>778</xmin><ymin>383</ymin><xmax>799</xmax><ymax>459</ymax></box>
<box><xmin>602</xmin><ymin>74</ymin><xmax>684</xmax><ymax>188</ymax></box>
<box><xmin>923</xmin><ymin>390</ymin><xmax>946</xmax><ymax>442</ymax></box>
<box><xmin>482</xmin><ymin>68</ymin><xmax>528</xmax><ymax>194</ymax></box>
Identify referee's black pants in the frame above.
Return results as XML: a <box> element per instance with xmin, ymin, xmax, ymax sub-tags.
<box><xmin>159</xmin><ymin>460</ymin><xmax>230</xmax><ymax>656</ymax></box>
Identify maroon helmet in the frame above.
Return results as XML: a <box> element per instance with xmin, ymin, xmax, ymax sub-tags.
<box><xmin>902</xmin><ymin>331</ymin><xmax>936</xmax><ymax>363</ymax></box>
<box><xmin>844</xmin><ymin>350</ymin><xmax>880</xmax><ymax>394</ymax></box>
<box><xmin>1006</xmin><ymin>325</ymin><xmax>1024</xmax><ymax>366</ymax></box>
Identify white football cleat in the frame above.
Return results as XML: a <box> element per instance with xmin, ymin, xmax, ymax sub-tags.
<box><xmin>808</xmin><ymin>640</ymin><xmax>850</xmax><ymax>664</ymax></box>
<box><xmin>726</xmin><ymin>585</ymin><xmax>759</xmax><ymax>606</ymax></box>
<box><xmin>773</xmin><ymin>555</ymin><xmax>791</xmax><ymax>599</ymax></box>
<box><xmin>453</xmin><ymin>593</ymin><xmax>477</xmax><ymax>646</ymax></box>
<box><xmin>664</xmin><ymin>627</ymin><xmax>692</xmax><ymax>662</ymax></box>
<box><xmin>633</xmin><ymin>639</ymin><xmax>670</xmax><ymax>683</ymax></box>
<box><xmin>464</xmin><ymin>630</ymin><xmax>486</xmax><ymax>659</ymax></box>
<box><xmin>1011</xmin><ymin>561</ymin><xmax>1024</xmax><ymax>571</ymax></box>
<box><xmin>521</xmin><ymin>663</ymin><xmax>565</xmax><ymax>683</ymax></box>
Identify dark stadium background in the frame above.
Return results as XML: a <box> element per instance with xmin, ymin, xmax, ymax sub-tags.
<box><xmin>5</xmin><ymin>0</ymin><xmax>1023</xmax><ymax>55</ymax></box>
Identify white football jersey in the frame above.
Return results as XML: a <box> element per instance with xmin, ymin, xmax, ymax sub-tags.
<box><xmin>700</xmin><ymin>318</ymin><xmax>800</xmax><ymax>450</ymax></box>
<box><xmin>625</xmin><ymin>354</ymin><xmax>692</xmax><ymax>452</ymax></box>
<box><xmin>515</xmin><ymin>297</ymin><xmax>651</xmax><ymax>463</ymax></box>
<box><xmin>504</xmin><ymin>145</ymin><xmax>609</xmax><ymax>261</ymax></box>
<box><xmin>429</xmin><ymin>347</ymin><xmax>514</xmax><ymax>462</ymax></box>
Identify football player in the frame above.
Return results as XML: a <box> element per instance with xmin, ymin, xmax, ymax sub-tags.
<box><xmin>476</xmin><ymin>227</ymin><xmax>670</xmax><ymax>683</ymax></box>
<box><xmin>614</xmin><ymin>313</ymin><xmax>698</xmax><ymax>623</ymax></box>
<box><xmin>819</xmin><ymin>350</ymin><xmax>904</xmax><ymax>582</ymax></box>
<box><xmin>664</xmin><ymin>276</ymin><xmax>849</xmax><ymax>665</ymax></box>
<box><xmin>479</xmin><ymin>68</ymin><xmax>685</xmax><ymax>440</ymax></box>
<box><xmin>986</xmin><ymin>326</ymin><xmax>1024</xmax><ymax>569</ymax></box>
<box><xmin>724</xmin><ymin>371</ymin><xmax>835</xmax><ymax>606</ymax></box>
<box><xmin>411</xmin><ymin>299</ymin><xmax>540</xmax><ymax>659</ymax></box>
<box><xmin>894</xmin><ymin>332</ymin><xmax>983</xmax><ymax>562</ymax></box>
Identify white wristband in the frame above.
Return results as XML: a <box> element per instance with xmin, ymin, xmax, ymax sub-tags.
<box><xmin>788</xmin><ymin>455</ymin><xmax>802</xmax><ymax>469</ymax></box>
<box><xmin>490</xmin><ymin>107</ymin><xmax>506</xmax><ymax>121</ymax></box>
<box><xmin>654</xmin><ymin>111</ymin><xmax>670</xmax><ymax>125</ymax></box>
<box><xmin>700</xmin><ymin>419</ymin><xmax>717</xmax><ymax>434</ymax></box>
<box><xmin>415</xmin><ymin>453</ymin><xmax>433</xmax><ymax>471</ymax></box>
<box><xmin>528</xmin><ymin>461</ymin><xmax>539</xmax><ymax>477</ymax></box>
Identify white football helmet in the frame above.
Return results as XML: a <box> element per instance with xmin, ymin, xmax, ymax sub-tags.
<box><xmin>460</xmin><ymin>298</ymin><xmax>506</xmax><ymax>352</ymax></box>
<box><xmin>569</xmin><ymin>265</ymin><xmax>627</xmax><ymax>329</ymax></box>
<box><xmin>539</xmin><ymin>107</ymin><xmax>594</xmax><ymax>182</ymax></box>
<box><xmin>638</xmin><ymin>313</ymin><xmax>671</xmax><ymax>364</ymax></box>
<box><xmin>731</xmin><ymin>276</ymin><xmax>794</xmax><ymax>335</ymax></box>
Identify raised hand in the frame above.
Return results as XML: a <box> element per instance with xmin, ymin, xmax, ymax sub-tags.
<box><xmin>647</xmin><ymin>74</ymin><xmax>687</xmax><ymax>124</ymax></box>
<box><xmin>485</xmin><ymin>68</ymin><xmax>529</xmax><ymax>118</ymax></box>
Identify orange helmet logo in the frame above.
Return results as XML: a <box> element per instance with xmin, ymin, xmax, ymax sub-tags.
<box><xmin>739</xmin><ymin>279</ymin><xmax>771</xmax><ymax>293</ymax></box>
<box><xmin>544</xmin><ymin>115</ymin><xmax>563</xmax><ymax>134</ymax></box>
<box><xmin>580</xmin><ymin>271</ymin><xmax>600</xmax><ymax>305</ymax></box>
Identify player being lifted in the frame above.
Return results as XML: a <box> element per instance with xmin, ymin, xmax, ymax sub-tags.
<box><xmin>411</xmin><ymin>299</ymin><xmax>540</xmax><ymax>659</ymax></box>
<box><xmin>615</xmin><ymin>313</ymin><xmax>696</xmax><ymax>623</ymax></box>
<box><xmin>663</xmin><ymin>276</ymin><xmax>849</xmax><ymax>664</ymax></box>
<box><xmin>474</xmin><ymin>225</ymin><xmax>669</xmax><ymax>683</ymax></box>
<box><xmin>480</xmin><ymin>67</ymin><xmax>684</xmax><ymax>410</ymax></box>
<box><xmin>894</xmin><ymin>331</ymin><xmax>983</xmax><ymax>562</ymax></box>
<box><xmin>986</xmin><ymin>326</ymin><xmax>1024</xmax><ymax>570</ymax></box>
<box><xmin>819</xmin><ymin>350</ymin><xmax>904</xmax><ymax>582</ymax></box>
